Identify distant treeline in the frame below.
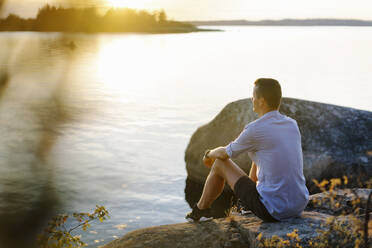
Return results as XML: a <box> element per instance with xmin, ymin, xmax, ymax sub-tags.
<box><xmin>0</xmin><ymin>4</ymin><xmax>198</xmax><ymax>33</ymax></box>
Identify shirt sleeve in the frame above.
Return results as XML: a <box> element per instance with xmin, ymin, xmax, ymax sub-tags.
<box><xmin>226</xmin><ymin>124</ymin><xmax>257</xmax><ymax>158</ymax></box>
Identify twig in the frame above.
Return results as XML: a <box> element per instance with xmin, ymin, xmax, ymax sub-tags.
<box><xmin>68</xmin><ymin>218</ymin><xmax>94</xmax><ymax>233</ymax></box>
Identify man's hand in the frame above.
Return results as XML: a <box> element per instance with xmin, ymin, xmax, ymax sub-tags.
<box><xmin>208</xmin><ymin>146</ymin><xmax>229</xmax><ymax>160</ymax></box>
<box><xmin>202</xmin><ymin>146</ymin><xmax>229</xmax><ymax>168</ymax></box>
<box><xmin>202</xmin><ymin>153</ymin><xmax>215</xmax><ymax>168</ymax></box>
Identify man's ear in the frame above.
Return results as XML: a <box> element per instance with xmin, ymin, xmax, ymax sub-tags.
<box><xmin>258</xmin><ymin>97</ymin><xmax>265</xmax><ymax>107</ymax></box>
<box><xmin>260</xmin><ymin>97</ymin><xmax>270</xmax><ymax>109</ymax></box>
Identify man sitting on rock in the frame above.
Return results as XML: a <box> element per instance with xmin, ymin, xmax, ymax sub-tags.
<box><xmin>186</xmin><ymin>78</ymin><xmax>309</xmax><ymax>222</ymax></box>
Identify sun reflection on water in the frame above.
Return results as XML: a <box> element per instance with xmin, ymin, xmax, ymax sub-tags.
<box><xmin>95</xmin><ymin>36</ymin><xmax>155</xmax><ymax>94</ymax></box>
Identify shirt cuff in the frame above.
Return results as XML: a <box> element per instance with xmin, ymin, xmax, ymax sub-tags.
<box><xmin>225</xmin><ymin>143</ymin><xmax>233</xmax><ymax>158</ymax></box>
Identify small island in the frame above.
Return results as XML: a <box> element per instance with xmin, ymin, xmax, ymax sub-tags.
<box><xmin>0</xmin><ymin>4</ymin><xmax>211</xmax><ymax>34</ymax></box>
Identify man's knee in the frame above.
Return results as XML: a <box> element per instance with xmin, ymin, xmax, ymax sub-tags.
<box><xmin>212</xmin><ymin>158</ymin><xmax>247</xmax><ymax>190</ymax></box>
<box><xmin>211</xmin><ymin>158</ymin><xmax>229</xmax><ymax>175</ymax></box>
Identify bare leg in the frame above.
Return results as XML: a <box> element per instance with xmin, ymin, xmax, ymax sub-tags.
<box><xmin>197</xmin><ymin>169</ymin><xmax>225</xmax><ymax>210</ymax></box>
<box><xmin>197</xmin><ymin>158</ymin><xmax>247</xmax><ymax>210</ymax></box>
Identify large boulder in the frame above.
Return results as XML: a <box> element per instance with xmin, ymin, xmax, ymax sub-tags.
<box><xmin>103</xmin><ymin>189</ymin><xmax>372</xmax><ymax>248</ymax></box>
<box><xmin>185</xmin><ymin>98</ymin><xmax>372</xmax><ymax>192</ymax></box>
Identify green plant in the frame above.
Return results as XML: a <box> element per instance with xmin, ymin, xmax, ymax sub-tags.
<box><xmin>37</xmin><ymin>205</ymin><xmax>110</xmax><ymax>248</ymax></box>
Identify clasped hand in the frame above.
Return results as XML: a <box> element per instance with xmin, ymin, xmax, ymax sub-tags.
<box><xmin>203</xmin><ymin>149</ymin><xmax>215</xmax><ymax>168</ymax></box>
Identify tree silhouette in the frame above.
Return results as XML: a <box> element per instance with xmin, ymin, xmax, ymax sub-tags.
<box><xmin>0</xmin><ymin>4</ymin><xmax>198</xmax><ymax>33</ymax></box>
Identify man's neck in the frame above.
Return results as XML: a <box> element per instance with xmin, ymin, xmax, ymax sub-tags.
<box><xmin>258</xmin><ymin>108</ymin><xmax>278</xmax><ymax>118</ymax></box>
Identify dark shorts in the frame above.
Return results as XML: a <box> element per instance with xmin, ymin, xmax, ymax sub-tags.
<box><xmin>233</xmin><ymin>175</ymin><xmax>278</xmax><ymax>222</ymax></box>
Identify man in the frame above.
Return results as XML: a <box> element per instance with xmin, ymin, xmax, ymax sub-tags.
<box><xmin>186</xmin><ymin>78</ymin><xmax>309</xmax><ymax>222</ymax></box>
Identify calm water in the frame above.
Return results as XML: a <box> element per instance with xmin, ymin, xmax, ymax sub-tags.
<box><xmin>0</xmin><ymin>26</ymin><xmax>371</xmax><ymax>247</ymax></box>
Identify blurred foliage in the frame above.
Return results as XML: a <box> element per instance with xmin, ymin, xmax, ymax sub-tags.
<box><xmin>0</xmin><ymin>72</ymin><xmax>8</xmax><ymax>99</ymax></box>
<box><xmin>0</xmin><ymin>0</ymin><xmax>4</xmax><ymax>11</ymax></box>
<box><xmin>0</xmin><ymin>2</ymin><xmax>107</xmax><ymax>247</ymax></box>
<box><xmin>0</xmin><ymin>4</ymin><xmax>197</xmax><ymax>33</ymax></box>
<box><xmin>0</xmin><ymin>26</ymin><xmax>87</xmax><ymax>247</ymax></box>
<box><xmin>38</xmin><ymin>205</ymin><xmax>110</xmax><ymax>248</ymax></box>
<box><xmin>256</xmin><ymin>176</ymin><xmax>371</xmax><ymax>247</ymax></box>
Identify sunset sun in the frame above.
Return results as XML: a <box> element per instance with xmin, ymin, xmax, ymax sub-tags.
<box><xmin>105</xmin><ymin>0</ymin><xmax>151</xmax><ymax>9</ymax></box>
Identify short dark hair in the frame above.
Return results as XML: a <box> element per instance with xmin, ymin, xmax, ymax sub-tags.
<box><xmin>254</xmin><ymin>78</ymin><xmax>282</xmax><ymax>109</ymax></box>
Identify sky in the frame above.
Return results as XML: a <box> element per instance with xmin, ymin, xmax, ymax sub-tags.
<box><xmin>1</xmin><ymin>0</ymin><xmax>372</xmax><ymax>21</ymax></box>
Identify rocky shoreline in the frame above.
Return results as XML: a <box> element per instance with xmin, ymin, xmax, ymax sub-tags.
<box><xmin>103</xmin><ymin>189</ymin><xmax>371</xmax><ymax>248</ymax></box>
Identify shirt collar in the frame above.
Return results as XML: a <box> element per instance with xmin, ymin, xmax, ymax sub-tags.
<box><xmin>260</xmin><ymin>110</ymin><xmax>280</xmax><ymax>119</ymax></box>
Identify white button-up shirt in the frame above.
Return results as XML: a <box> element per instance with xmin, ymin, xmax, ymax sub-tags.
<box><xmin>226</xmin><ymin>110</ymin><xmax>309</xmax><ymax>220</ymax></box>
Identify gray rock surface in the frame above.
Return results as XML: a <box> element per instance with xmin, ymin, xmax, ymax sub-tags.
<box><xmin>103</xmin><ymin>212</ymin><xmax>331</xmax><ymax>248</ymax></box>
<box><xmin>102</xmin><ymin>189</ymin><xmax>372</xmax><ymax>248</ymax></box>
<box><xmin>185</xmin><ymin>97</ymin><xmax>372</xmax><ymax>191</ymax></box>
<box><xmin>306</xmin><ymin>188</ymin><xmax>372</xmax><ymax>215</ymax></box>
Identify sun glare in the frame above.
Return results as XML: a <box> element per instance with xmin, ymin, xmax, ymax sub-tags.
<box><xmin>106</xmin><ymin>0</ymin><xmax>151</xmax><ymax>9</ymax></box>
<box><xmin>94</xmin><ymin>36</ymin><xmax>158</xmax><ymax>94</ymax></box>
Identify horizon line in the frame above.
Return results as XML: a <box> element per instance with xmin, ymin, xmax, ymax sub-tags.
<box><xmin>184</xmin><ymin>17</ymin><xmax>372</xmax><ymax>23</ymax></box>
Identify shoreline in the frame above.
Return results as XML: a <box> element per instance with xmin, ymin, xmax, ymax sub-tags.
<box><xmin>0</xmin><ymin>27</ymin><xmax>221</xmax><ymax>34</ymax></box>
